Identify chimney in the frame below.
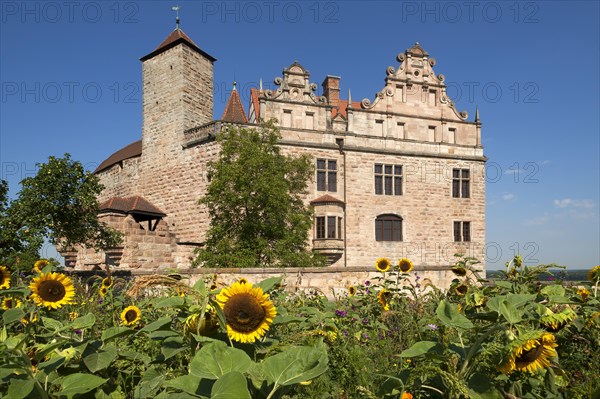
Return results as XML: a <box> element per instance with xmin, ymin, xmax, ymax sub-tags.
<box><xmin>322</xmin><ymin>75</ymin><xmax>340</xmax><ymax>106</ymax></box>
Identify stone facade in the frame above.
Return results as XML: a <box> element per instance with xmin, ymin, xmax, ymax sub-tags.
<box><xmin>65</xmin><ymin>29</ymin><xmax>486</xmax><ymax>290</ymax></box>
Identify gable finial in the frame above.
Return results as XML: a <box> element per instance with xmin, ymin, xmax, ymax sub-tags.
<box><xmin>171</xmin><ymin>5</ymin><xmax>180</xmax><ymax>30</ymax></box>
<box><xmin>259</xmin><ymin>78</ymin><xmax>263</xmax><ymax>91</ymax></box>
<box><xmin>233</xmin><ymin>81</ymin><xmax>237</xmax><ymax>91</ymax></box>
<box><xmin>475</xmin><ymin>106</ymin><xmax>480</xmax><ymax>123</ymax></box>
<box><xmin>348</xmin><ymin>89</ymin><xmax>352</xmax><ymax>107</ymax></box>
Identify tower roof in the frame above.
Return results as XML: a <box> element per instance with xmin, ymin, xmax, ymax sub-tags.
<box><xmin>221</xmin><ymin>83</ymin><xmax>248</xmax><ymax>123</ymax></box>
<box><xmin>140</xmin><ymin>28</ymin><xmax>216</xmax><ymax>62</ymax></box>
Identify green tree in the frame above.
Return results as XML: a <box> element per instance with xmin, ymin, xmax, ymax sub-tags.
<box><xmin>0</xmin><ymin>154</ymin><xmax>121</xmax><ymax>264</ymax></box>
<box><xmin>195</xmin><ymin>121</ymin><xmax>323</xmax><ymax>268</ymax></box>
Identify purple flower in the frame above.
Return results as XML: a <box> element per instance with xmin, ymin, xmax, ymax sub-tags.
<box><xmin>363</xmin><ymin>333</ymin><xmax>370</xmax><ymax>340</ymax></box>
<box><xmin>416</xmin><ymin>283</ymin><xmax>421</xmax><ymax>289</ymax></box>
<box><xmin>427</xmin><ymin>323</ymin><xmax>438</xmax><ymax>331</ymax></box>
<box><xmin>416</xmin><ymin>274</ymin><xmax>421</xmax><ymax>281</ymax></box>
<box><xmin>75</xmin><ymin>329</ymin><xmax>82</xmax><ymax>335</ymax></box>
<box><xmin>364</xmin><ymin>280</ymin><xmax>371</xmax><ymax>286</ymax></box>
<box><xmin>335</xmin><ymin>310</ymin><xmax>347</xmax><ymax>317</ymax></box>
<box><xmin>343</xmin><ymin>329</ymin><xmax>348</xmax><ymax>336</ymax></box>
<box><xmin>362</xmin><ymin>318</ymin><xmax>368</xmax><ymax>324</ymax></box>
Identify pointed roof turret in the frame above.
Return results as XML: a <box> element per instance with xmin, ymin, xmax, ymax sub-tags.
<box><xmin>140</xmin><ymin>28</ymin><xmax>216</xmax><ymax>62</ymax></box>
<box><xmin>221</xmin><ymin>82</ymin><xmax>248</xmax><ymax>123</ymax></box>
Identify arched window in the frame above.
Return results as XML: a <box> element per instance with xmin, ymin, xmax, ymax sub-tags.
<box><xmin>375</xmin><ymin>214</ymin><xmax>403</xmax><ymax>241</ymax></box>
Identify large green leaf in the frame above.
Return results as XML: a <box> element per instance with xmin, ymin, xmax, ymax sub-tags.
<box><xmin>211</xmin><ymin>371</ymin><xmax>251</xmax><ymax>399</ymax></box>
<box><xmin>101</xmin><ymin>326</ymin><xmax>135</xmax><ymax>342</ymax></box>
<box><xmin>42</xmin><ymin>316</ymin><xmax>64</xmax><ymax>331</ymax></box>
<box><xmin>254</xmin><ymin>276</ymin><xmax>283</xmax><ymax>293</ymax></box>
<box><xmin>498</xmin><ymin>300</ymin><xmax>523</xmax><ymax>324</ymax></box>
<box><xmin>540</xmin><ymin>285</ymin><xmax>565</xmax><ymax>297</ymax></box>
<box><xmin>436</xmin><ymin>300</ymin><xmax>473</xmax><ymax>329</ymax></box>
<box><xmin>71</xmin><ymin>313</ymin><xmax>96</xmax><ymax>330</ymax></box>
<box><xmin>190</xmin><ymin>341</ymin><xmax>252</xmax><ymax>379</ymax></box>
<box><xmin>2</xmin><ymin>308</ymin><xmax>25</xmax><ymax>325</ymax></box>
<box><xmin>134</xmin><ymin>367</ymin><xmax>166</xmax><ymax>399</ymax></box>
<box><xmin>161</xmin><ymin>336</ymin><xmax>186</xmax><ymax>360</ymax></box>
<box><xmin>6</xmin><ymin>376</ymin><xmax>35</xmax><ymax>399</ymax></box>
<box><xmin>154</xmin><ymin>296</ymin><xmax>185</xmax><ymax>308</ymax></box>
<box><xmin>261</xmin><ymin>346</ymin><xmax>328</xmax><ymax>387</ymax></box>
<box><xmin>139</xmin><ymin>316</ymin><xmax>172</xmax><ymax>333</ymax></box>
<box><xmin>399</xmin><ymin>341</ymin><xmax>440</xmax><ymax>358</ymax></box>
<box><xmin>165</xmin><ymin>374</ymin><xmax>204</xmax><ymax>397</ymax></box>
<box><xmin>56</xmin><ymin>373</ymin><xmax>108</xmax><ymax>399</ymax></box>
<box><xmin>83</xmin><ymin>343</ymin><xmax>118</xmax><ymax>373</ymax></box>
<box><xmin>488</xmin><ymin>294</ymin><xmax>535</xmax><ymax>313</ymax></box>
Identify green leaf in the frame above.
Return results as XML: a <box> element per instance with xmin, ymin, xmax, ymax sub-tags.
<box><xmin>149</xmin><ymin>330</ymin><xmax>181</xmax><ymax>340</ymax></box>
<box><xmin>102</xmin><ymin>326</ymin><xmax>135</xmax><ymax>342</ymax></box>
<box><xmin>134</xmin><ymin>367</ymin><xmax>166</xmax><ymax>399</ymax></box>
<box><xmin>161</xmin><ymin>336</ymin><xmax>186</xmax><ymax>360</ymax></box>
<box><xmin>37</xmin><ymin>355</ymin><xmax>66</xmax><ymax>374</ymax></box>
<box><xmin>254</xmin><ymin>276</ymin><xmax>283</xmax><ymax>293</ymax></box>
<box><xmin>165</xmin><ymin>375</ymin><xmax>204</xmax><ymax>396</ymax></box>
<box><xmin>42</xmin><ymin>316</ymin><xmax>64</xmax><ymax>331</ymax></box>
<box><xmin>2</xmin><ymin>308</ymin><xmax>25</xmax><ymax>325</ymax></box>
<box><xmin>139</xmin><ymin>316</ymin><xmax>172</xmax><ymax>333</ymax></box>
<box><xmin>436</xmin><ymin>300</ymin><xmax>473</xmax><ymax>329</ymax></box>
<box><xmin>211</xmin><ymin>371</ymin><xmax>251</xmax><ymax>399</ymax></box>
<box><xmin>6</xmin><ymin>376</ymin><xmax>35</xmax><ymax>399</ymax></box>
<box><xmin>498</xmin><ymin>300</ymin><xmax>523</xmax><ymax>324</ymax></box>
<box><xmin>71</xmin><ymin>313</ymin><xmax>96</xmax><ymax>330</ymax></box>
<box><xmin>261</xmin><ymin>346</ymin><xmax>328</xmax><ymax>387</ymax></box>
<box><xmin>399</xmin><ymin>341</ymin><xmax>440</xmax><ymax>357</ymax></box>
<box><xmin>83</xmin><ymin>343</ymin><xmax>118</xmax><ymax>373</ymax></box>
<box><xmin>540</xmin><ymin>285</ymin><xmax>565</xmax><ymax>297</ymax></box>
<box><xmin>190</xmin><ymin>341</ymin><xmax>252</xmax><ymax>379</ymax></box>
<box><xmin>57</xmin><ymin>373</ymin><xmax>108</xmax><ymax>399</ymax></box>
<box><xmin>493</xmin><ymin>281</ymin><xmax>512</xmax><ymax>289</ymax></box>
<box><xmin>154</xmin><ymin>296</ymin><xmax>185</xmax><ymax>308</ymax></box>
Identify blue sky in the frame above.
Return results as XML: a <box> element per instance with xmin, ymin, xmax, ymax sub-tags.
<box><xmin>1</xmin><ymin>1</ymin><xmax>598</xmax><ymax>269</ymax></box>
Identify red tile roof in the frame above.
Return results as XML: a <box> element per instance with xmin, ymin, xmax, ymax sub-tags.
<box><xmin>95</xmin><ymin>140</ymin><xmax>142</xmax><ymax>174</ymax></box>
<box><xmin>221</xmin><ymin>85</ymin><xmax>248</xmax><ymax>123</ymax></box>
<box><xmin>99</xmin><ymin>196</ymin><xmax>166</xmax><ymax>217</ymax></box>
<box><xmin>331</xmin><ymin>99</ymin><xmax>361</xmax><ymax>119</ymax></box>
<box><xmin>249</xmin><ymin>88</ymin><xmax>262</xmax><ymax>121</ymax></box>
<box><xmin>310</xmin><ymin>194</ymin><xmax>345</xmax><ymax>205</ymax></box>
<box><xmin>140</xmin><ymin>28</ymin><xmax>216</xmax><ymax>62</ymax></box>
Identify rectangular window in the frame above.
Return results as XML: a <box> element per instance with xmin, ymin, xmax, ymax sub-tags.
<box><xmin>428</xmin><ymin>90</ymin><xmax>436</xmax><ymax>106</ymax></box>
<box><xmin>375</xmin><ymin>120</ymin><xmax>384</xmax><ymax>136</ymax></box>
<box><xmin>452</xmin><ymin>168</ymin><xmax>470</xmax><ymax>198</ymax></box>
<box><xmin>396</xmin><ymin>84</ymin><xmax>404</xmax><ymax>101</ymax></box>
<box><xmin>448</xmin><ymin>127</ymin><xmax>456</xmax><ymax>144</ymax></box>
<box><xmin>375</xmin><ymin>215</ymin><xmax>403</xmax><ymax>241</ymax></box>
<box><xmin>316</xmin><ymin>216</ymin><xmax>325</xmax><ymax>239</ymax></box>
<box><xmin>316</xmin><ymin>159</ymin><xmax>337</xmax><ymax>192</ymax></box>
<box><xmin>454</xmin><ymin>221</ymin><xmax>471</xmax><ymax>242</ymax></box>
<box><xmin>375</xmin><ymin>164</ymin><xmax>402</xmax><ymax>195</ymax></box>
<box><xmin>428</xmin><ymin>126</ymin><xmax>436</xmax><ymax>141</ymax></box>
<box><xmin>338</xmin><ymin>217</ymin><xmax>342</xmax><ymax>239</ymax></box>
<box><xmin>397</xmin><ymin>122</ymin><xmax>405</xmax><ymax>139</ymax></box>
<box><xmin>327</xmin><ymin>216</ymin><xmax>337</xmax><ymax>239</ymax></box>
<box><xmin>305</xmin><ymin>112</ymin><xmax>314</xmax><ymax>130</ymax></box>
<box><xmin>282</xmin><ymin>110</ymin><xmax>292</xmax><ymax>127</ymax></box>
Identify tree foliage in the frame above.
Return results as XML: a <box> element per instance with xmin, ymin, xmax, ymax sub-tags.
<box><xmin>0</xmin><ymin>154</ymin><xmax>122</xmax><ymax>263</ymax></box>
<box><xmin>195</xmin><ymin>122</ymin><xmax>323</xmax><ymax>268</ymax></box>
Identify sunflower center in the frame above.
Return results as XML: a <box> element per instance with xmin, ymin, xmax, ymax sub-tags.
<box><xmin>223</xmin><ymin>293</ymin><xmax>266</xmax><ymax>333</ymax></box>
<box><xmin>39</xmin><ymin>280</ymin><xmax>66</xmax><ymax>302</ymax></box>
<box><xmin>399</xmin><ymin>262</ymin><xmax>410</xmax><ymax>272</ymax></box>
<box><xmin>5</xmin><ymin>299</ymin><xmax>13</xmax><ymax>308</ymax></box>
<box><xmin>515</xmin><ymin>343</ymin><xmax>544</xmax><ymax>366</ymax></box>
<box><xmin>125</xmin><ymin>309</ymin><xmax>138</xmax><ymax>323</ymax></box>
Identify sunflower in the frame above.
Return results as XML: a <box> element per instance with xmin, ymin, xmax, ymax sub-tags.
<box><xmin>540</xmin><ymin>309</ymin><xmax>576</xmax><ymax>333</ymax></box>
<box><xmin>454</xmin><ymin>283</ymin><xmax>468</xmax><ymax>296</ymax></box>
<box><xmin>378</xmin><ymin>289</ymin><xmax>392</xmax><ymax>311</ymax></box>
<box><xmin>0</xmin><ymin>266</ymin><xmax>11</xmax><ymax>289</ymax></box>
<box><xmin>451</xmin><ymin>266</ymin><xmax>467</xmax><ymax>277</ymax></box>
<box><xmin>33</xmin><ymin>259</ymin><xmax>50</xmax><ymax>273</ymax></box>
<box><xmin>120</xmin><ymin>306</ymin><xmax>142</xmax><ymax>326</ymax></box>
<box><xmin>238</xmin><ymin>277</ymin><xmax>249</xmax><ymax>284</ymax></box>
<box><xmin>184</xmin><ymin>305</ymin><xmax>219</xmax><ymax>336</ymax></box>
<box><xmin>375</xmin><ymin>258</ymin><xmax>391</xmax><ymax>272</ymax></box>
<box><xmin>499</xmin><ymin>332</ymin><xmax>558</xmax><ymax>374</ymax></box>
<box><xmin>2</xmin><ymin>297</ymin><xmax>22</xmax><ymax>310</ymax></box>
<box><xmin>101</xmin><ymin>277</ymin><xmax>113</xmax><ymax>288</ymax></box>
<box><xmin>347</xmin><ymin>285</ymin><xmax>357</xmax><ymax>296</ymax></box>
<box><xmin>29</xmin><ymin>272</ymin><xmax>75</xmax><ymax>309</ymax></box>
<box><xmin>209</xmin><ymin>283</ymin><xmax>218</xmax><ymax>291</ymax></box>
<box><xmin>588</xmin><ymin>265</ymin><xmax>600</xmax><ymax>282</ymax></box>
<box><xmin>99</xmin><ymin>286</ymin><xmax>109</xmax><ymax>297</ymax></box>
<box><xmin>577</xmin><ymin>287</ymin><xmax>590</xmax><ymax>301</ymax></box>
<box><xmin>398</xmin><ymin>258</ymin><xmax>414</xmax><ymax>273</ymax></box>
<box><xmin>21</xmin><ymin>313</ymin><xmax>38</xmax><ymax>325</ymax></box>
<box><xmin>216</xmin><ymin>281</ymin><xmax>277</xmax><ymax>343</ymax></box>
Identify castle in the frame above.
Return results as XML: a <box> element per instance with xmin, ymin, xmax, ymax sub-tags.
<box><xmin>63</xmin><ymin>26</ymin><xmax>486</xmax><ymax>275</ymax></box>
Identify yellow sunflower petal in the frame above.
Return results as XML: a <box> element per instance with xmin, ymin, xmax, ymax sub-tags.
<box><xmin>0</xmin><ymin>266</ymin><xmax>11</xmax><ymax>290</ymax></box>
<box><xmin>398</xmin><ymin>258</ymin><xmax>414</xmax><ymax>273</ymax></box>
<box><xmin>29</xmin><ymin>272</ymin><xmax>75</xmax><ymax>309</ymax></box>
<box><xmin>375</xmin><ymin>258</ymin><xmax>391</xmax><ymax>272</ymax></box>
<box><xmin>120</xmin><ymin>306</ymin><xmax>141</xmax><ymax>326</ymax></box>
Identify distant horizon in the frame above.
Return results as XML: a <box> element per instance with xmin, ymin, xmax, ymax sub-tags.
<box><xmin>1</xmin><ymin>1</ymin><xmax>598</xmax><ymax>269</ymax></box>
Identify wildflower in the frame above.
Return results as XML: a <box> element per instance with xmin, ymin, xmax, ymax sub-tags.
<box><xmin>33</xmin><ymin>259</ymin><xmax>50</xmax><ymax>273</ymax></box>
<box><xmin>398</xmin><ymin>258</ymin><xmax>414</xmax><ymax>273</ymax></box>
<box><xmin>2</xmin><ymin>297</ymin><xmax>22</xmax><ymax>310</ymax></box>
<box><xmin>120</xmin><ymin>306</ymin><xmax>142</xmax><ymax>327</ymax></box>
<box><xmin>499</xmin><ymin>332</ymin><xmax>558</xmax><ymax>374</ymax></box>
<box><xmin>215</xmin><ymin>280</ymin><xmax>277</xmax><ymax>343</ymax></box>
<box><xmin>364</xmin><ymin>280</ymin><xmax>371</xmax><ymax>286</ymax></box>
<box><xmin>427</xmin><ymin>323</ymin><xmax>438</xmax><ymax>331</ymax></box>
<box><xmin>577</xmin><ymin>287</ymin><xmax>590</xmax><ymax>301</ymax></box>
<box><xmin>375</xmin><ymin>258</ymin><xmax>391</xmax><ymax>272</ymax></box>
<box><xmin>68</xmin><ymin>312</ymin><xmax>78</xmax><ymax>320</ymax></box>
<box><xmin>29</xmin><ymin>272</ymin><xmax>75</xmax><ymax>309</ymax></box>
<box><xmin>588</xmin><ymin>265</ymin><xmax>600</xmax><ymax>282</ymax></box>
<box><xmin>401</xmin><ymin>393</ymin><xmax>414</xmax><ymax>399</ymax></box>
<box><xmin>335</xmin><ymin>309</ymin><xmax>347</xmax><ymax>317</ymax></box>
<box><xmin>0</xmin><ymin>266</ymin><xmax>10</xmax><ymax>289</ymax></box>
<box><xmin>378</xmin><ymin>289</ymin><xmax>392</xmax><ymax>311</ymax></box>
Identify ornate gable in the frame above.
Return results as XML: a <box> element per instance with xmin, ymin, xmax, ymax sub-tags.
<box><xmin>264</xmin><ymin>62</ymin><xmax>327</xmax><ymax>105</ymax></box>
<box><xmin>360</xmin><ymin>43</ymin><xmax>470</xmax><ymax>121</ymax></box>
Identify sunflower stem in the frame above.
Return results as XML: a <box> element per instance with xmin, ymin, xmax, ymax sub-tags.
<box><xmin>265</xmin><ymin>383</ymin><xmax>279</xmax><ymax>399</ymax></box>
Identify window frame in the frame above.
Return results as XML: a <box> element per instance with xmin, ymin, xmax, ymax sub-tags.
<box><xmin>375</xmin><ymin>163</ymin><xmax>403</xmax><ymax>196</ymax></box>
<box><xmin>452</xmin><ymin>168</ymin><xmax>470</xmax><ymax>198</ymax></box>
<box><xmin>316</xmin><ymin>158</ymin><xmax>337</xmax><ymax>192</ymax></box>
<box><xmin>454</xmin><ymin>221</ymin><xmax>471</xmax><ymax>242</ymax></box>
<box><xmin>375</xmin><ymin>214</ymin><xmax>403</xmax><ymax>242</ymax></box>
